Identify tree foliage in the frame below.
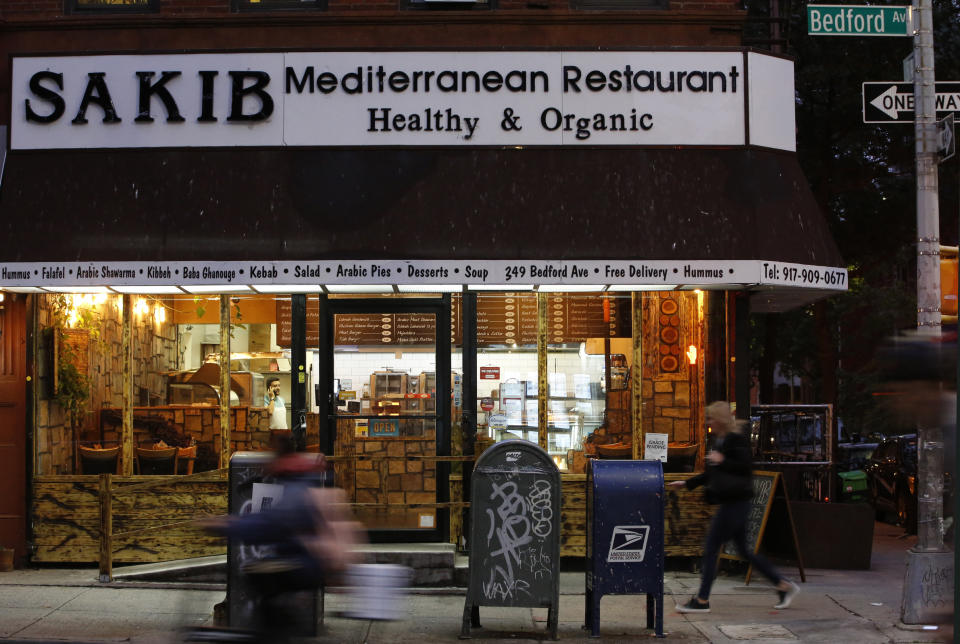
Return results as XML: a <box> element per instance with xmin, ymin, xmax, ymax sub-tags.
<box><xmin>746</xmin><ymin>0</ymin><xmax>960</xmax><ymax>436</ymax></box>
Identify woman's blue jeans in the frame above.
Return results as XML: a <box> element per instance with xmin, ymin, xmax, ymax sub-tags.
<box><xmin>698</xmin><ymin>499</ymin><xmax>782</xmax><ymax>600</ymax></box>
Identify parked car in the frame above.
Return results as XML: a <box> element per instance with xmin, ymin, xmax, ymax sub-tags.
<box><xmin>865</xmin><ymin>434</ymin><xmax>918</xmax><ymax>532</ymax></box>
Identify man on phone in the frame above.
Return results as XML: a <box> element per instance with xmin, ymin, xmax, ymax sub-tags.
<box><xmin>265</xmin><ymin>377</ymin><xmax>288</xmax><ymax>430</ymax></box>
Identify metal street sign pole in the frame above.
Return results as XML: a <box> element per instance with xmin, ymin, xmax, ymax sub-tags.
<box><xmin>900</xmin><ymin>0</ymin><xmax>953</xmax><ymax>626</ymax></box>
<box><xmin>914</xmin><ymin>0</ymin><xmax>941</xmax><ymax>340</ymax></box>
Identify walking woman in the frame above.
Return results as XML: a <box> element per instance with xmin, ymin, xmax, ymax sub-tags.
<box><xmin>668</xmin><ymin>401</ymin><xmax>799</xmax><ymax>613</ymax></box>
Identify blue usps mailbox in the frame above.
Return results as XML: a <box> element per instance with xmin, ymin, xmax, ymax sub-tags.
<box><xmin>585</xmin><ymin>459</ymin><xmax>664</xmax><ymax>638</ymax></box>
<box><xmin>461</xmin><ymin>440</ymin><xmax>561</xmax><ymax>640</ymax></box>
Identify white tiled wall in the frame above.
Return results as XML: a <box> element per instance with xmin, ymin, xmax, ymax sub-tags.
<box><xmin>330</xmin><ymin>349</ymin><xmax>605</xmax><ymax>398</ymax></box>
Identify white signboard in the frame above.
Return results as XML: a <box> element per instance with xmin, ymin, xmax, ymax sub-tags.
<box><xmin>0</xmin><ymin>258</ymin><xmax>848</xmax><ymax>291</ymax></box>
<box><xmin>11</xmin><ymin>50</ymin><xmax>795</xmax><ymax>150</ymax></box>
<box><xmin>488</xmin><ymin>414</ymin><xmax>508</xmax><ymax>432</ymax></box>
<box><xmin>644</xmin><ymin>433</ymin><xmax>669</xmax><ymax>462</ymax></box>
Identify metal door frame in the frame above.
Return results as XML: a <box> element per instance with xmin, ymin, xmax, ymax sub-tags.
<box><xmin>317</xmin><ymin>294</ymin><xmax>451</xmax><ymax>543</ymax></box>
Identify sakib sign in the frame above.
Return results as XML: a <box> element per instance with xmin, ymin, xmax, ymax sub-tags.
<box><xmin>11</xmin><ymin>50</ymin><xmax>796</xmax><ymax>151</ymax></box>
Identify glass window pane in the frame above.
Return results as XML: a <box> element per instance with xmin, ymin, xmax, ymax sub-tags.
<box><xmin>332</xmin><ymin>307</ymin><xmax>443</xmax><ymax>532</ymax></box>
<box><xmin>545</xmin><ymin>292</ymin><xmax>623</xmax><ymax>472</ymax></box>
<box><xmin>37</xmin><ymin>293</ymin><xmax>109</xmax><ymax>475</ymax></box>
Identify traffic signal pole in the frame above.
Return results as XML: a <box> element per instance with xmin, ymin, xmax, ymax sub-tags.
<box><xmin>900</xmin><ymin>0</ymin><xmax>953</xmax><ymax>625</ymax></box>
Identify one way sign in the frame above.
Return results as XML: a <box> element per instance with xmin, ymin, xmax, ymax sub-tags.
<box><xmin>862</xmin><ymin>82</ymin><xmax>960</xmax><ymax>123</ymax></box>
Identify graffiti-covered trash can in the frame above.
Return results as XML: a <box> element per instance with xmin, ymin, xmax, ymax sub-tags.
<box><xmin>585</xmin><ymin>459</ymin><xmax>664</xmax><ymax>638</ymax></box>
<box><xmin>460</xmin><ymin>440</ymin><xmax>561</xmax><ymax>640</ymax></box>
<box><xmin>227</xmin><ymin>452</ymin><xmax>323</xmax><ymax>636</ymax></box>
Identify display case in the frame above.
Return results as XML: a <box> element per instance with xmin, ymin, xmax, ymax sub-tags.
<box><xmin>485</xmin><ymin>375</ymin><xmax>606</xmax><ymax>469</ymax></box>
<box><xmin>369</xmin><ymin>370</ymin><xmax>419</xmax><ymax>416</ymax></box>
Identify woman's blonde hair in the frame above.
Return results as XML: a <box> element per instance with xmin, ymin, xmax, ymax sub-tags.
<box><xmin>704</xmin><ymin>401</ymin><xmax>745</xmax><ymax>434</ymax></box>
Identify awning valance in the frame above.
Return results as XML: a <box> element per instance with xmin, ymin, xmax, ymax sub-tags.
<box><xmin>0</xmin><ymin>147</ymin><xmax>843</xmax><ymax>310</ymax></box>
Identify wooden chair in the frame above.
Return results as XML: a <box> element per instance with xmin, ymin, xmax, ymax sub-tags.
<box><xmin>135</xmin><ymin>446</ymin><xmax>179</xmax><ymax>475</ymax></box>
<box><xmin>176</xmin><ymin>445</ymin><xmax>197</xmax><ymax>475</ymax></box>
<box><xmin>78</xmin><ymin>446</ymin><xmax>120</xmax><ymax>475</ymax></box>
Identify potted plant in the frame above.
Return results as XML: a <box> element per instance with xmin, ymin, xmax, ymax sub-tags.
<box><xmin>55</xmin><ymin>337</ymin><xmax>90</xmax><ymax>439</ymax></box>
<box><xmin>49</xmin><ymin>295</ymin><xmax>96</xmax><ymax>459</ymax></box>
<box><xmin>0</xmin><ymin>546</ymin><xmax>14</xmax><ymax>572</ymax></box>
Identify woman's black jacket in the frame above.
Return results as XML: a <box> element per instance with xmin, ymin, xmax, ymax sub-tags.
<box><xmin>682</xmin><ymin>431</ymin><xmax>754</xmax><ymax>504</ymax></box>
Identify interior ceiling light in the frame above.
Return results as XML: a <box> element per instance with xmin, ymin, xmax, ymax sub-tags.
<box><xmin>250</xmin><ymin>285</ymin><xmax>323</xmax><ymax>294</ymax></box>
<box><xmin>467</xmin><ymin>284</ymin><xmax>534</xmax><ymax>291</ymax></box>
<box><xmin>180</xmin><ymin>285</ymin><xmax>253</xmax><ymax>294</ymax></box>
<box><xmin>396</xmin><ymin>284</ymin><xmax>463</xmax><ymax>293</ymax></box>
<box><xmin>110</xmin><ymin>285</ymin><xmax>185</xmax><ymax>294</ymax></box>
<box><xmin>606</xmin><ymin>284</ymin><xmax>679</xmax><ymax>292</ymax></box>
<box><xmin>325</xmin><ymin>284</ymin><xmax>395</xmax><ymax>293</ymax></box>
<box><xmin>42</xmin><ymin>286</ymin><xmax>113</xmax><ymax>293</ymax></box>
<box><xmin>537</xmin><ymin>285</ymin><xmax>606</xmax><ymax>292</ymax></box>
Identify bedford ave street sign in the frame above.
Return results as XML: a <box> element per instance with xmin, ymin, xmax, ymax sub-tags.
<box><xmin>807</xmin><ymin>4</ymin><xmax>912</xmax><ymax>36</ymax></box>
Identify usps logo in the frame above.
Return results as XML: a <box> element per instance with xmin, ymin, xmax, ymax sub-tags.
<box><xmin>607</xmin><ymin>525</ymin><xmax>651</xmax><ymax>563</ymax></box>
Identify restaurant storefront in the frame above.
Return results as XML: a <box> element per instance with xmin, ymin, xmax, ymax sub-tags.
<box><xmin>0</xmin><ymin>15</ymin><xmax>846</xmax><ymax>568</ymax></box>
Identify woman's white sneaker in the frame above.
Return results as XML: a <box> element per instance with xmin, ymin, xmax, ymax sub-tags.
<box><xmin>775</xmin><ymin>581</ymin><xmax>800</xmax><ymax>609</ymax></box>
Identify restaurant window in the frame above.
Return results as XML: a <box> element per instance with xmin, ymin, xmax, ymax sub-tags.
<box><xmin>233</xmin><ymin>0</ymin><xmax>327</xmax><ymax>11</ymax></box>
<box><xmin>67</xmin><ymin>0</ymin><xmax>159</xmax><ymax>13</ymax></box>
<box><xmin>472</xmin><ymin>291</ymin><xmax>624</xmax><ymax>472</ymax></box>
<box><xmin>33</xmin><ymin>291</ymin><xmax>310</xmax><ymax>477</ymax></box>
<box><xmin>545</xmin><ymin>293</ymin><xmax>630</xmax><ymax>471</ymax></box>
<box><xmin>36</xmin><ymin>291</ymin><xmax>119</xmax><ymax>476</ymax></box>
<box><xmin>166</xmin><ymin>293</ymin><xmax>298</xmax><ymax>470</ymax></box>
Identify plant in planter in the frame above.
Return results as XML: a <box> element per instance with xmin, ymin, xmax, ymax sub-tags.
<box><xmin>49</xmin><ymin>294</ymin><xmax>100</xmax><ymax>457</ymax></box>
<box><xmin>55</xmin><ymin>339</ymin><xmax>90</xmax><ymax>438</ymax></box>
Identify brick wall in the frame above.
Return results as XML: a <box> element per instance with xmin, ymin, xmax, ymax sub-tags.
<box><xmin>0</xmin><ymin>0</ymin><xmax>741</xmax><ymax>20</ymax></box>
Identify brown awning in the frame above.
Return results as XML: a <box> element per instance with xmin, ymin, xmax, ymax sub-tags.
<box><xmin>0</xmin><ymin>147</ymin><xmax>842</xmax><ymax>268</ymax></box>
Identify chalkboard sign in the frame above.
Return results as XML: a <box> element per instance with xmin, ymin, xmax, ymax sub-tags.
<box><xmin>719</xmin><ymin>471</ymin><xmax>778</xmax><ymax>561</ymax></box>
<box><xmin>461</xmin><ymin>440</ymin><xmax>561</xmax><ymax>639</ymax></box>
<box><xmin>719</xmin><ymin>470</ymin><xmax>805</xmax><ymax>584</ymax></box>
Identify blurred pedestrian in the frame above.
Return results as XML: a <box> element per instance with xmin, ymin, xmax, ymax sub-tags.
<box><xmin>201</xmin><ymin>435</ymin><xmax>363</xmax><ymax>638</ymax></box>
<box><xmin>669</xmin><ymin>401</ymin><xmax>799</xmax><ymax>613</ymax></box>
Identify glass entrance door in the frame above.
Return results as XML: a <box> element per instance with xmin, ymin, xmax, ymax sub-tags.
<box><xmin>318</xmin><ymin>296</ymin><xmax>451</xmax><ymax>543</ymax></box>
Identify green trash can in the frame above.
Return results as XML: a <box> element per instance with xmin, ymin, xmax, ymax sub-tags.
<box><xmin>838</xmin><ymin>470</ymin><xmax>868</xmax><ymax>502</ymax></box>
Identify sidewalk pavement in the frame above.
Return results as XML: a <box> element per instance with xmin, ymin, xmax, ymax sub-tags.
<box><xmin>0</xmin><ymin>522</ymin><xmax>952</xmax><ymax>643</ymax></box>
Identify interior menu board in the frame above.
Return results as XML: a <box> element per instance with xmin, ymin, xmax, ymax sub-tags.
<box><xmin>559</xmin><ymin>294</ymin><xmax>631</xmax><ymax>342</ymax></box>
<box><xmin>477</xmin><ymin>293</ymin><xmax>630</xmax><ymax>345</ymax></box>
<box><xmin>276</xmin><ymin>296</ymin><xmax>321</xmax><ymax>347</ymax></box>
<box><xmin>276</xmin><ymin>293</ymin><xmax>631</xmax><ymax>348</ymax></box>
<box><xmin>476</xmin><ymin>293</ymin><xmax>537</xmax><ymax>345</ymax></box>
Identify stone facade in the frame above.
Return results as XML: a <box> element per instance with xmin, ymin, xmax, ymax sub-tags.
<box><xmin>336</xmin><ymin>418</ymin><xmax>438</xmax><ymax>530</ymax></box>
